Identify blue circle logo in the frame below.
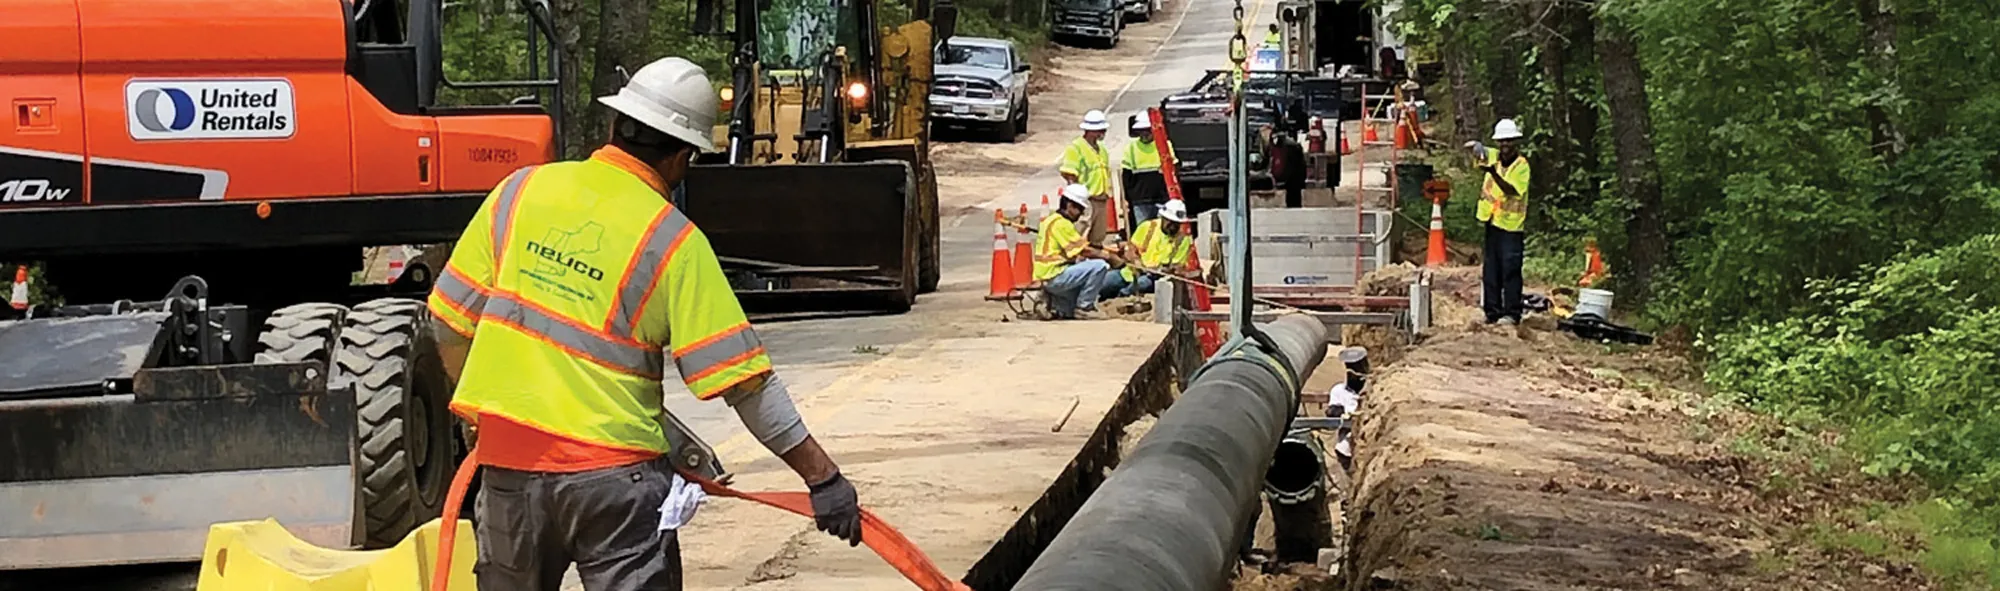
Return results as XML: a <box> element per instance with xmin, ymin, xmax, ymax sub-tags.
<box><xmin>134</xmin><ymin>88</ymin><xmax>196</xmax><ymax>132</ymax></box>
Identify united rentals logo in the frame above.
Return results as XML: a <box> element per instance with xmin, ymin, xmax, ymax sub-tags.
<box><xmin>127</xmin><ymin>79</ymin><xmax>295</xmax><ymax>140</ymax></box>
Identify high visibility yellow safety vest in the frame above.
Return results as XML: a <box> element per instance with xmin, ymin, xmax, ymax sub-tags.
<box><xmin>1059</xmin><ymin>137</ymin><xmax>1111</xmax><ymax>197</ymax></box>
<box><xmin>1119</xmin><ymin>139</ymin><xmax>1175</xmax><ymax>173</ymax></box>
<box><xmin>1034</xmin><ymin>213</ymin><xmax>1086</xmax><ymax>282</ymax></box>
<box><xmin>1122</xmin><ymin>219</ymin><xmax>1192</xmax><ymax>282</ymax></box>
<box><xmin>1476</xmin><ymin>147</ymin><xmax>1531</xmax><ymax>232</ymax></box>
<box><xmin>428</xmin><ymin>153</ymin><xmax>772</xmax><ymax>455</ymax></box>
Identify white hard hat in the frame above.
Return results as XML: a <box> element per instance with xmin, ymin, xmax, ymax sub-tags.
<box><xmin>597</xmin><ymin>57</ymin><xmax>720</xmax><ymax>153</ymax></box>
<box><xmin>1160</xmin><ymin>199</ymin><xmax>1191</xmax><ymax>222</ymax></box>
<box><xmin>1492</xmin><ymin>118</ymin><xmax>1523</xmax><ymax>141</ymax></box>
<box><xmin>1060</xmin><ymin>183</ymin><xmax>1092</xmax><ymax>207</ymax></box>
<box><xmin>1130</xmin><ymin>114</ymin><xmax>1152</xmax><ymax>130</ymax></box>
<box><xmin>1080</xmin><ymin>110</ymin><xmax>1110</xmax><ymax>131</ymax></box>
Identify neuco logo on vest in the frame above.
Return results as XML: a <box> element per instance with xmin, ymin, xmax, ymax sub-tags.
<box><xmin>126</xmin><ymin>79</ymin><xmax>296</xmax><ymax>140</ymax></box>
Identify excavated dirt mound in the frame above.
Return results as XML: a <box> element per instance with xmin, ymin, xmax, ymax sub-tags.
<box><xmin>1339</xmin><ymin>316</ymin><xmax>1926</xmax><ymax>590</ymax></box>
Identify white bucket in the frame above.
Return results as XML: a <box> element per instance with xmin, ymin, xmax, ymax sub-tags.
<box><xmin>1577</xmin><ymin>288</ymin><xmax>1615</xmax><ymax>320</ymax></box>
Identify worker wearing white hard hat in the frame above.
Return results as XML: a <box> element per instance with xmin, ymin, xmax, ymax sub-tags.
<box><xmin>1061</xmin><ymin>110</ymin><xmax>1115</xmax><ymax>245</ymax></box>
<box><xmin>1100</xmin><ymin>199</ymin><xmax>1195</xmax><ymax>299</ymax></box>
<box><xmin>433</xmin><ymin>56</ymin><xmax>862</xmax><ymax>591</ymax></box>
<box><xmin>1034</xmin><ymin>183</ymin><xmax>1121</xmax><ymax>319</ymax></box>
<box><xmin>1465</xmin><ymin>117</ymin><xmax>1531</xmax><ymax>325</ymax></box>
<box><xmin>1121</xmin><ymin>112</ymin><xmax>1178</xmax><ymax>227</ymax></box>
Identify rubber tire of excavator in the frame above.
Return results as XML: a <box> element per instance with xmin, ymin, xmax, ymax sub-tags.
<box><xmin>255</xmin><ymin>303</ymin><xmax>347</xmax><ymax>367</ymax></box>
<box><xmin>916</xmin><ymin>160</ymin><xmax>942</xmax><ymax>294</ymax></box>
<box><xmin>339</xmin><ymin>298</ymin><xmax>454</xmax><ymax>549</ymax></box>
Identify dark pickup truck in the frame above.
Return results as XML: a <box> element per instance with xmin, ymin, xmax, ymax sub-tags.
<box><xmin>1159</xmin><ymin>70</ymin><xmax>1343</xmax><ymax>210</ymax></box>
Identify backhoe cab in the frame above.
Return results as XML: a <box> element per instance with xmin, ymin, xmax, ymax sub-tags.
<box><xmin>675</xmin><ymin>0</ymin><xmax>954</xmax><ymax>313</ymax></box>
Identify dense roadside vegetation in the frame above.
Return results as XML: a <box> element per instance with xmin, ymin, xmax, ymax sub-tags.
<box><xmin>1390</xmin><ymin>0</ymin><xmax>2000</xmax><ymax>583</ymax></box>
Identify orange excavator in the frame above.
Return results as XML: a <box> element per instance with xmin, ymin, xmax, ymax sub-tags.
<box><xmin>0</xmin><ymin>0</ymin><xmax>565</xmax><ymax>569</ymax></box>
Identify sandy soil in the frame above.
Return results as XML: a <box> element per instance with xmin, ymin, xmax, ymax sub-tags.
<box><xmin>1331</xmin><ymin>284</ymin><xmax>1927</xmax><ymax>590</ymax></box>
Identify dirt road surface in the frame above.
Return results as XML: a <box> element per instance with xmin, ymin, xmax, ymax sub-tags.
<box><xmin>662</xmin><ymin>0</ymin><xmax>1256</xmax><ymax>587</ymax></box>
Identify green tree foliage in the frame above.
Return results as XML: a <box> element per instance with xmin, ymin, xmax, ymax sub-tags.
<box><xmin>1391</xmin><ymin>0</ymin><xmax>2000</xmax><ymax>550</ymax></box>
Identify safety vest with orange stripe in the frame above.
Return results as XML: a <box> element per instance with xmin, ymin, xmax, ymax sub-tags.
<box><xmin>1033</xmin><ymin>212</ymin><xmax>1086</xmax><ymax>281</ymax></box>
<box><xmin>428</xmin><ymin>147</ymin><xmax>771</xmax><ymax>456</ymax></box>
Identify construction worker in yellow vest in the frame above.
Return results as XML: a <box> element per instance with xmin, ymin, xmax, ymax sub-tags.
<box><xmin>1119</xmin><ymin>113</ymin><xmax>1177</xmax><ymax>227</ymax></box>
<box><xmin>1264</xmin><ymin>24</ymin><xmax>1282</xmax><ymax>48</ymax></box>
<box><xmin>1099</xmin><ymin>199</ymin><xmax>1195</xmax><ymax>299</ymax></box>
<box><xmin>426</xmin><ymin>57</ymin><xmax>862</xmax><ymax>591</ymax></box>
<box><xmin>1470</xmin><ymin>118</ymin><xmax>1531</xmax><ymax>325</ymax></box>
<box><xmin>1035</xmin><ymin>184</ymin><xmax>1121</xmax><ymax>319</ymax></box>
<box><xmin>1060</xmin><ymin>110</ymin><xmax>1113</xmax><ymax>245</ymax></box>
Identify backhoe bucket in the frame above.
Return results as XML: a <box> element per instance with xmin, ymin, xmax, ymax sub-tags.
<box><xmin>682</xmin><ymin>161</ymin><xmax>920</xmax><ymax>316</ymax></box>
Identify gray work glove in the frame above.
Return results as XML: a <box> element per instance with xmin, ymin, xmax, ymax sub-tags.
<box><xmin>808</xmin><ymin>471</ymin><xmax>863</xmax><ymax>546</ymax></box>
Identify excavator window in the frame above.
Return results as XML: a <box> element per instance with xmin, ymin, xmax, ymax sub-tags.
<box><xmin>347</xmin><ymin>0</ymin><xmax>562</xmax><ymax>130</ymax></box>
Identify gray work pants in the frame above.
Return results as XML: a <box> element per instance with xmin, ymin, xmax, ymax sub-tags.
<box><xmin>474</xmin><ymin>458</ymin><xmax>683</xmax><ymax>591</ymax></box>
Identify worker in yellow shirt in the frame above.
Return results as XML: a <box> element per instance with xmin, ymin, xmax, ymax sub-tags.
<box><xmin>427</xmin><ymin>57</ymin><xmax>861</xmax><ymax>590</ymax></box>
<box><xmin>1098</xmin><ymin>199</ymin><xmax>1195</xmax><ymax>299</ymax></box>
<box><xmin>1034</xmin><ymin>184</ymin><xmax>1121</xmax><ymax>319</ymax></box>
<box><xmin>1060</xmin><ymin>110</ymin><xmax>1113</xmax><ymax>245</ymax></box>
<box><xmin>1119</xmin><ymin>113</ymin><xmax>1176</xmax><ymax>226</ymax></box>
<box><xmin>1469</xmin><ymin>118</ymin><xmax>1531</xmax><ymax>325</ymax></box>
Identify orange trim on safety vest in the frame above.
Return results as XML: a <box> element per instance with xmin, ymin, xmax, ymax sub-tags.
<box><xmin>629</xmin><ymin>222</ymin><xmax>695</xmax><ymax>333</ymax></box>
<box><xmin>590</xmin><ymin>145</ymin><xmax>668</xmax><ymax>196</ymax></box>
<box><xmin>491</xmin><ymin>166</ymin><xmax>539</xmax><ymax>271</ymax></box>
<box><xmin>692</xmin><ymin>366</ymin><xmax>769</xmax><ymax>401</ymax></box>
<box><xmin>606</xmin><ymin>208</ymin><xmax>675</xmax><ymax>331</ymax></box>
<box><xmin>683</xmin><ymin>346</ymin><xmax>769</xmax><ymax>384</ymax></box>
<box><xmin>476</xmin><ymin>289</ymin><xmax>666</xmax><ymax>380</ymax></box>
<box><xmin>673</xmin><ymin>321</ymin><xmax>751</xmax><ymax>356</ymax></box>
<box><xmin>448</xmin><ymin>401</ymin><xmax>664</xmax><ymax>455</ymax></box>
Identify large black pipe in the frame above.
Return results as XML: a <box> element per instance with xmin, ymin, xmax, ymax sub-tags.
<box><xmin>1264</xmin><ymin>427</ymin><xmax>1332</xmax><ymax>563</ymax></box>
<box><xmin>1011</xmin><ymin>314</ymin><xmax>1328</xmax><ymax>591</ymax></box>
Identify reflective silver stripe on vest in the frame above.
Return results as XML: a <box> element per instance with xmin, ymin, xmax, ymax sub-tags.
<box><xmin>491</xmin><ymin>167</ymin><xmax>537</xmax><ymax>257</ymax></box>
<box><xmin>674</xmin><ymin>326</ymin><xmax>763</xmax><ymax>379</ymax></box>
<box><xmin>434</xmin><ymin>268</ymin><xmax>489</xmax><ymax>316</ymax></box>
<box><xmin>484</xmin><ymin>293</ymin><xmax>666</xmax><ymax>380</ymax></box>
<box><xmin>607</xmin><ymin>206</ymin><xmax>696</xmax><ymax>338</ymax></box>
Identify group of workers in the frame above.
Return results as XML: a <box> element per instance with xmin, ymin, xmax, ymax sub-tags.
<box><xmin>1034</xmin><ymin>109</ymin><xmax>1198</xmax><ymax>319</ymax></box>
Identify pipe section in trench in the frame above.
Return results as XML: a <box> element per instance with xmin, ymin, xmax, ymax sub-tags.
<box><xmin>1010</xmin><ymin>314</ymin><xmax>1328</xmax><ymax>591</ymax></box>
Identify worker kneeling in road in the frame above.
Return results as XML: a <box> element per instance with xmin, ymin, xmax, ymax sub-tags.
<box><xmin>427</xmin><ymin>56</ymin><xmax>862</xmax><ymax>591</ymax></box>
<box><xmin>1036</xmin><ymin>184</ymin><xmax>1121</xmax><ymax>319</ymax></box>
<box><xmin>1098</xmin><ymin>199</ymin><xmax>1194</xmax><ymax>300</ymax></box>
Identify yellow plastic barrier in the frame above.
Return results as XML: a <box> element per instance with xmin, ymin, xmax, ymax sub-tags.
<box><xmin>194</xmin><ymin>519</ymin><xmax>476</xmax><ymax>591</ymax></box>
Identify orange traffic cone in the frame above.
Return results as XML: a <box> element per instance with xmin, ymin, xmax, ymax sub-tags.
<box><xmin>1394</xmin><ymin>121</ymin><xmax>1412</xmax><ymax>149</ymax></box>
<box><xmin>984</xmin><ymin>209</ymin><xmax>1016</xmax><ymax>301</ymax></box>
<box><xmin>1362</xmin><ymin>123</ymin><xmax>1379</xmax><ymax>143</ymax></box>
<box><xmin>1013</xmin><ymin>204</ymin><xmax>1035</xmax><ymax>288</ymax></box>
<box><xmin>1038</xmin><ymin>194</ymin><xmax>1051</xmax><ymax>228</ymax></box>
<box><xmin>1106</xmin><ymin>192</ymin><xmax>1122</xmax><ymax>235</ymax></box>
<box><xmin>1579</xmin><ymin>239</ymin><xmax>1608</xmax><ymax>287</ymax></box>
<box><xmin>1425</xmin><ymin>201</ymin><xmax>1448</xmax><ymax>267</ymax></box>
<box><xmin>9</xmin><ymin>265</ymin><xmax>27</xmax><ymax>311</ymax></box>
<box><xmin>1339</xmin><ymin>133</ymin><xmax>1352</xmax><ymax>155</ymax></box>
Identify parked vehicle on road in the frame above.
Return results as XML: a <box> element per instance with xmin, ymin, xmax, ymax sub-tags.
<box><xmin>929</xmin><ymin>37</ymin><xmax>1032</xmax><ymax>142</ymax></box>
<box><xmin>1052</xmin><ymin>0</ymin><xmax>1123</xmax><ymax>47</ymax></box>
<box><xmin>1159</xmin><ymin>70</ymin><xmax>1342</xmax><ymax>212</ymax></box>
<box><xmin>1123</xmin><ymin>0</ymin><xmax>1160</xmax><ymax>22</ymax></box>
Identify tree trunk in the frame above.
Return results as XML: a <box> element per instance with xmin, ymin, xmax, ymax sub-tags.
<box><xmin>1563</xmin><ymin>3</ymin><xmax>1600</xmax><ymax>204</ymax></box>
<box><xmin>553</xmin><ymin>0</ymin><xmax>595</xmax><ymax>158</ymax></box>
<box><xmin>1857</xmin><ymin>0</ymin><xmax>1902</xmax><ymax>161</ymax></box>
<box><xmin>1442</xmin><ymin>34</ymin><xmax>1480</xmax><ymax>142</ymax></box>
<box><xmin>1531</xmin><ymin>0</ymin><xmax>1571</xmax><ymax>224</ymax></box>
<box><xmin>1597</xmin><ymin>22</ymin><xmax>1665</xmax><ymax>301</ymax></box>
<box><xmin>1484</xmin><ymin>4</ymin><xmax>1528</xmax><ymax>122</ymax></box>
<box><xmin>590</xmin><ymin>0</ymin><xmax>655</xmax><ymax>153</ymax></box>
